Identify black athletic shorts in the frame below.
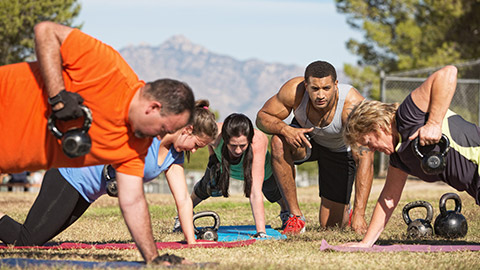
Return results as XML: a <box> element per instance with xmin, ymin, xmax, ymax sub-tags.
<box><xmin>291</xmin><ymin>118</ymin><xmax>356</xmax><ymax>204</ymax></box>
<box><xmin>194</xmin><ymin>154</ymin><xmax>282</xmax><ymax>203</ymax></box>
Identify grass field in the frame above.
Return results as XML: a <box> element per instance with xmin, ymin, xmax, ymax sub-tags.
<box><xmin>1</xmin><ymin>178</ymin><xmax>479</xmax><ymax>269</ymax></box>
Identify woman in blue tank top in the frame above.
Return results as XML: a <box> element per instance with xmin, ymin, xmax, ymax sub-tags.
<box><xmin>0</xmin><ymin>100</ymin><xmax>217</xmax><ymax>252</ymax></box>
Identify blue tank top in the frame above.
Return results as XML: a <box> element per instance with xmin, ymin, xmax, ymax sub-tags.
<box><xmin>58</xmin><ymin>137</ymin><xmax>184</xmax><ymax>203</ymax></box>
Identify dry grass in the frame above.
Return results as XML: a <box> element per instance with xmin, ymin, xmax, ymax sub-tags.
<box><xmin>1</xmin><ymin>178</ymin><xmax>480</xmax><ymax>269</ymax></box>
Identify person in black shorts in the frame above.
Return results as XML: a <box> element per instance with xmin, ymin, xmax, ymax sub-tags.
<box><xmin>342</xmin><ymin>65</ymin><xmax>478</xmax><ymax>247</ymax></box>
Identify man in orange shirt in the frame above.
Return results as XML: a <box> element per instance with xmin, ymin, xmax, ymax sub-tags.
<box><xmin>0</xmin><ymin>22</ymin><xmax>194</xmax><ymax>264</ymax></box>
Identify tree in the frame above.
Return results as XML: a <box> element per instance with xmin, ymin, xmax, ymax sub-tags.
<box><xmin>0</xmin><ymin>0</ymin><xmax>81</xmax><ymax>65</ymax></box>
<box><xmin>335</xmin><ymin>0</ymin><xmax>480</xmax><ymax>99</ymax></box>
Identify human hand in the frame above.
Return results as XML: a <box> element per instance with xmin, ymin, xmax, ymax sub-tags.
<box><xmin>150</xmin><ymin>253</ymin><xmax>193</xmax><ymax>266</ymax></box>
<box><xmin>350</xmin><ymin>213</ymin><xmax>367</xmax><ymax>235</ymax></box>
<box><xmin>49</xmin><ymin>90</ymin><xmax>85</xmax><ymax>121</ymax></box>
<box><xmin>408</xmin><ymin>123</ymin><xmax>442</xmax><ymax>146</ymax></box>
<box><xmin>281</xmin><ymin>126</ymin><xmax>313</xmax><ymax>149</ymax></box>
<box><xmin>338</xmin><ymin>241</ymin><xmax>372</xmax><ymax>248</ymax></box>
<box><xmin>253</xmin><ymin>232</ymin><xmax>271</xmax><ymax>239</ymax></box>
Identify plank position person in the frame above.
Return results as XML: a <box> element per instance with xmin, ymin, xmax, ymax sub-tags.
<box><xmin>0</xmin><ymin>21</ymin><xmax>195</xmax><ymax>264</ymax></box>
<box><xmin>341</xmin><ymin>65</ymin><xmax>479</xmax><ymax>247</ymax></box>
<box><xmin>256</xmin><ymin>60</ymin><xmax>374</xmax><ymax>234</ymax></box>
<box><xmin>173</xmin><ymin>113</ymin><xmax>288</xmax><ymax>237</ymax></box>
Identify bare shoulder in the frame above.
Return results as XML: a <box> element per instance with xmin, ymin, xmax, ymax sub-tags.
<box><xmin>252</xmin><ymin>129</ymin><xmax>269</xmax><ymax>150</ymax></box>
<box><xmin>34</xmin><ymin>21</ymin><xmax>74</xmax><ymax>42</ymax></box>
<box><xmin>343</xmin><ymin>86</ymin><xmax>366</xmax><ymax>121</ymax></box>
<box><xmin>278</xmin><ymin>77</ymin><xmax>305</xmax><ymax>108</ymax></box>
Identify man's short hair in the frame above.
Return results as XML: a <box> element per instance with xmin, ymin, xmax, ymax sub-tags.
<box><xmin>143</xmin><ymin>79</ymin><xmax>195</xmax><ymax>123</ymax></box>
<box><xmin>304</xmin><ymin>61</ymin><xmax>337</xmax><ymax>82</ymax></box>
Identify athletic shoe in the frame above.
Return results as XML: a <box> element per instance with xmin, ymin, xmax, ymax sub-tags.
<box><xmin>279</xmin><ymin>211</ymin><xmax>290</xmax><ymax>230</ymax></box>
<box><xmin>282</xmin><ymin>214</ymin><xmax>306</xmax><ymax>235</ymax></box>
<box><xmin>172</xmin><ymin>215</ymin><xmax>182</xmax><ymax>233</ymax></box>
<box><xmin>172</xmin><ymin>212</ymin><xmax>195</xmax><ymax>233</ymax></box>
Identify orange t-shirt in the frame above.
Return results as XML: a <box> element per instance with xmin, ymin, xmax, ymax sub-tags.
<box><xmin>0</xmin><ymin>29</ymin><xmax>151</xmax><ymax>177</ymax></box>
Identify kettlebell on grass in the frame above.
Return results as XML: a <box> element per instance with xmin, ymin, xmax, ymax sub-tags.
<box><xmin>434</xmin><ymin>193</ymin><xmax>468</xmax><ymax>239</ymax></box>
<box><xmin>48</xmin><ymin>105</ymin><xmax>93</xmax><ymax>158</ymax></box>
<box><xmin>193</xmin><ymin>211</ymin><xmax>220</xmax><ymax>241</ymax></box>
<box><xmin>412</xmin><ymin>134</ymin><xmax>450</xmax><ymax>175</ymax></box>
<box><xmin>402</xmin><ymin>200</ymin><xmax>434</xmax><ymax>239</ymax></box>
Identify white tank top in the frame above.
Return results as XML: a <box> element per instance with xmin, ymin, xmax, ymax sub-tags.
<box><xmin>293</xmin><ymin>83</ymin><xmax>352</xmax><ymax>152</ymax></box>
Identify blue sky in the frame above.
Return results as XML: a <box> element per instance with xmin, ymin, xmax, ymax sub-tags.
<box><xmin>75</xmin><ymin>0</ymin><xmax>362</xmax><ymax>69</ymax></box>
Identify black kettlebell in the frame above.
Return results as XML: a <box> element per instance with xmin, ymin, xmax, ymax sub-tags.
<box><xmin>103</xmin><ymin>164</ymin><xmax>118</xmax><ymax>197</ymax></box>
<box><xmin>402</xmin><ymin>200</ymin><xmax>434</xmax><ymax>239</ymax></box>
<box><xmin>193</xmin><ymin>211</ymin><xmax>220</xmax><ymax>241</ymax></box>
<box><xmin>48</xmin><ymin>105</ymin><xmax>93</xmax><ymax>158</ymax></box>
<box><xmin>412</xmin><ymin>134</ymin><xmax>450</xmax><ymax>175</ymax></box>
<box><xmin>434</xmin><ymin>193</ymin><xmax>468</xmax><ymax>239</ymax></box>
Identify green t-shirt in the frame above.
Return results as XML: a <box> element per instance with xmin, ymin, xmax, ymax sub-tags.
<box><xmin>213</xmin><ymin>138</ymin><xmax>273</xmax><ymax>181</ymax></box>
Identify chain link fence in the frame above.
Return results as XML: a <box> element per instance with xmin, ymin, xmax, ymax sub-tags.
<box><xmin>377</xmin><ymin>59</ymin><xmax>480</xmax><ymax>177</ymax></box>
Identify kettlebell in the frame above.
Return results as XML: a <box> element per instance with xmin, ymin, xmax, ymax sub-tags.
<box><xmin>434</xmin><ymin>193</ymin><xmax>468</xmax><ymax>238</ymax></box>
<box><xmin>402</xmin><ymin>200</ymin><xmax>434</xmax><ymax>239</ymax></box>
<box><xmin>412</xmin><ymin>134</ymin><xmax>450</xmax><ymax>175</ymax></box>
<box><xmin>103</xmin><ymin>164</ymin><xmax>118</xmax><ymax>197</ymax></box>
<box><xmin>48</xmin><ymin>105</ymin><xmax>93</xmax><ymax>158</ymax></box>
<box><xmin>193</xmin><ymin>211</ymin><xmax>220</xmax><ymax>241</ymax></box>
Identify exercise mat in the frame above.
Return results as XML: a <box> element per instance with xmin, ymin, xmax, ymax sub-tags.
<box><xmin>215</xmin><ymin>225</ymin><xmax>286</xmax><ymax>242</ymax></box>
<box><xmin>0</xmin><ymin>258</ymin><xmax>215</xmax><ymax>268</ymax></box>
<box><xmin>320</xmin><ymin>239</ymin><xmax>480</xmax><ymax>252</ymax></box>
<box><xmin>0</xmin><ymin>239</ymin><xmax>255</xmax><ymax>250</ymax></box>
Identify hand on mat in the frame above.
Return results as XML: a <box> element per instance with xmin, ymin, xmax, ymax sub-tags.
<box><xmin>151</xmin><ymin>253</ymin><xmax>193</xmax><ymax>266</ymax></box>
<box><xmin>253</xmin><ymin>232</ymin><xmax>272</xmax><ymax>239</ymax></box>
<box><xmin>350</xmin><ymin>213</ymin><xmax>367</xmax><ymax>235</ymax></box>
<box><xmin>339</xmin><ymin>242</ymin><xmax>371</xmax><ymax>248</ymax></box>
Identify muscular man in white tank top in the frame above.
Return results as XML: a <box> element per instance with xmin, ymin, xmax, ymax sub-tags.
<box><xmin>256</xmin><ymin>60</ymin><xmax>374</xmax><ymax>235</ymax></box>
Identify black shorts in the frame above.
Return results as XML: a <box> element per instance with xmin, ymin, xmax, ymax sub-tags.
<box><xmin>291</xmin><ymin>118</ymin><xmax>356</xmax><ymax>204</ymax></box>
<box><xmin>194</xmin><ymin>155</ymin><xmax>282</xmax><ymax>203</ymax></box>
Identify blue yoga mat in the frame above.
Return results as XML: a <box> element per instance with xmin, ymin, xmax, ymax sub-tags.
<box><xmin>215</xmin><ymin>225</ymin><xmax>286</xmax><ymax>242</ymax></box>
<box><xmin>0</xmin><ymin>258</ymin><xmax>144</xmax><ymax>268</ymax></box>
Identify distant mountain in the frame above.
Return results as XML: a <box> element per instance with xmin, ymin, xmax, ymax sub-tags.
<box><xmin>119</xmin><ymin>35</ymin><xmax>347</xmax><ymax>121</ymax></box>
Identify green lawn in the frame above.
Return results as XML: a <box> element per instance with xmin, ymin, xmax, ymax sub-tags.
<box><xmin>1</xmin><ymin>178</ymin><xmax>479</xmax><ymax>269</ymax></box>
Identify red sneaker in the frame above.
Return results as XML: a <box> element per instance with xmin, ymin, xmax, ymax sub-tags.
<box><xmin>282</xmin><ymin>215</ymin><xmax>306</xmax><ymax>235</ymax></box>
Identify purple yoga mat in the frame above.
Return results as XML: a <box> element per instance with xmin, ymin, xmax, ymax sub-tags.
<box><xmin>320</xmin><ymin>239</ymin><xmax>480</xmax><ymax>252</ymax></box>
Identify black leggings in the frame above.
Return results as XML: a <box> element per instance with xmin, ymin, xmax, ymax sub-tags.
<box><xmin>0</xmin><ymin>168</ymin><xmax>90</xmax><ymax>246</ymax></box>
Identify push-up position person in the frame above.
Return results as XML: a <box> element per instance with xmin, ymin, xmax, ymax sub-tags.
<box><xmin>256</xmin><ymin>61</ymin><xmax>374</xmax><ymax>234</ymax></box>
<box><xmin>174</xmin><ymin>113</ymin><xmax>288</xmax><ymax>237</ymax></box>
<box><xmin>0</xmin><ymin>21</ymin><xmax>195</xmax><ymax>263</ymax></box>
<box><xmin>0</xmin><ymin>101</ymin><xmax>217</xmax><ymax>254</ymax></box>
<box><xmin>341</xmin><ymin>65</ymin><xmax>479</xmax><ymax>247</ymax></box>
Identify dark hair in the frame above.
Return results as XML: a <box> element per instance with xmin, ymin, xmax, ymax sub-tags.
<box><xmin>185</xmin><ymin>100</ymin><xmax>218</xmax><ymax>161</ymax></box>
<box><xmin>143</xmin><ymin>78</ymin><xmax>195</xmax><ymax>123</ymax></box>
<box><xmin>304</xmin><ymin>60</ymin><xmax>337</xmax><ymax>82</ymax></box>
<box><xmin>219</xmin><ymin>113</ymin><xmax>254</xmax><ymax>198</ymax></box>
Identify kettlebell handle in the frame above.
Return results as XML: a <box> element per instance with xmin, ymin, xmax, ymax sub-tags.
<box><xmin>193</xmin><ymin>211</ymin><xmax>220</xmax><ymax>234</ymax></box>
<box><xmin>48</xmin><ymin>105</ymin><xmax>93</xmax><ymax>139</ymax></box>
<box><xmin>402</xmin><ymin>200</ymin><xmax>434</xmax><ymax>225</ymax></box>
<box><xmin>413</xmin><ymin>134</ymin><xmax>450</xmax><ymax>159</ymax></box>
<box><xmin>439</xmin><ymin>192</ymin><xmax>462</xmax><ymax>214</ymax></box>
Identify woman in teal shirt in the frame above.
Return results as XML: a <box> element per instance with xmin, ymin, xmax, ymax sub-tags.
<box><xmin>175</xmin><ymin>113</ymin><xmax>288</xmax><ymax>237</ymax></box>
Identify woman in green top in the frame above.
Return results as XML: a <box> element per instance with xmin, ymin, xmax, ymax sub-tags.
<box><xmin>175</xmin><ymin>113</ymin><xmax>288</xmax><ymax>237</ymax></box>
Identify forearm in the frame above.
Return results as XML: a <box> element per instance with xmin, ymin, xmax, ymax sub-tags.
<box><xmin>426</xmin><ymin>66</ymin><xmax>457</xmax><ymax>126</ymax></box>
<box><xmin>176</xmin><ymin>197</ymin><xmax>196</xmax><ymax>244</ymax></box>
<box><xmin>119</xmin><ymin>196</ymin><xmax>158</xmax><ymax>262</ymax></box>
<box><xmin>34</xmin><ymin>22</ymin><xmax>71</xmax><ymax>99</ymax></box>
<box><xmin>352</xmin><ymin>152</ymin><xmax>374</xmax><ymax>218</ymax></box>
<box><xmin>256</xmin><ymin>111</ymin><xmax>288</xmax><ymax>135</ymax></box>
<box><xmin>249</xmin><ymin>193</ymin><xmax>266</xmax><ymax>233</ymax></box>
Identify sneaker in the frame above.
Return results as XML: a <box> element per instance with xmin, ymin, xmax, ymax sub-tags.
<box><xmin>279</xmin><ymin>211</ymin><xmax>290</xmax><ymax>230</ymax></box>
<box><xmin>172</xmin><ymin>212</ymin><xmax>195</xmax><ymax>233</ymax></box>
<box><xmin>282</xmin><ymin>214</ymin><xmax>306</xmax><ymax>235</ymax></box>
<box><xmin>172</xmin><ymin>215</ymin><xmax>182</xmax><ymax>233</ymax></box>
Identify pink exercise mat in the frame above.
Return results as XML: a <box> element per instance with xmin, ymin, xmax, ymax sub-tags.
<box><xmin>0</xmin><ymin>239</ymin><xmax>256</xmax><ymax>250</ymax></box>
<box><xmin>320</xmin><ymin>239</ymin><xmax>480</xmax><ymax>252</ymax></box>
